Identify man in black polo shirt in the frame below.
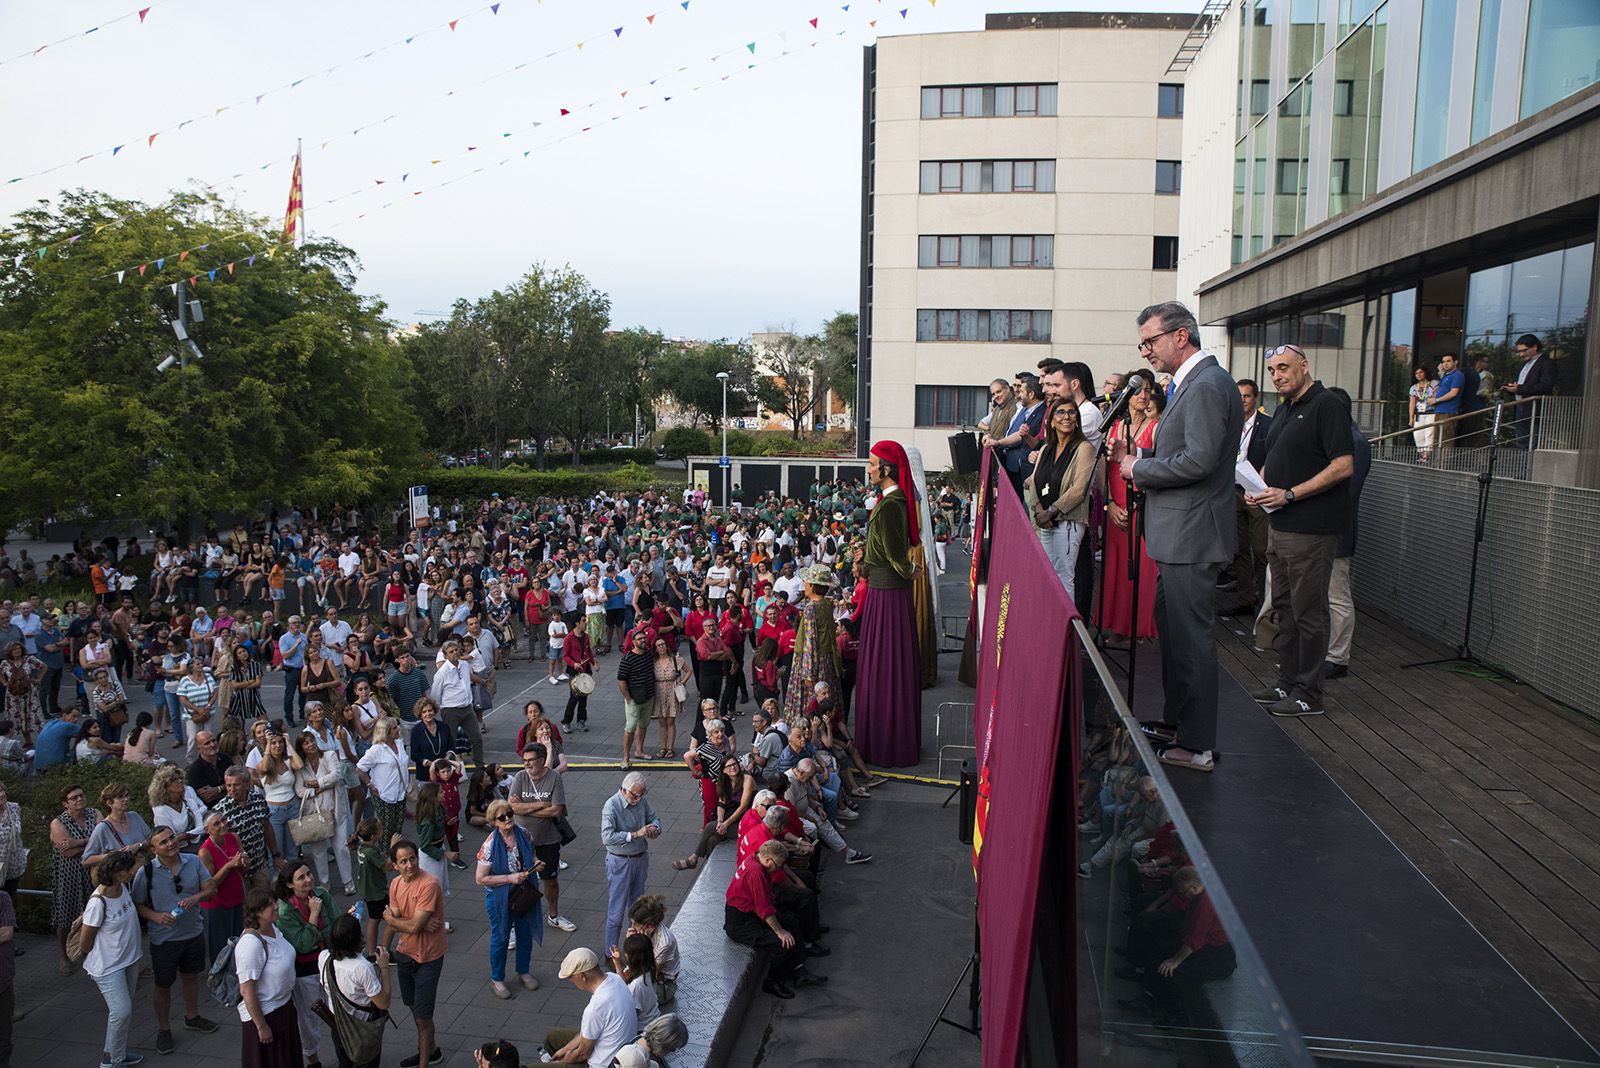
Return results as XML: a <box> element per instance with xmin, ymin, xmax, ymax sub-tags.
<box><xmin>1245</xmin><ymin>345</ymin><xmax>1353</xmax><ymax>718</ymax></box>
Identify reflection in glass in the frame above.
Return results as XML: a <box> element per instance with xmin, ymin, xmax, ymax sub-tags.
<box><xmin>1412</xmin><ymin>0</ymin><xmax>1458</xmax><ymax>173</ymax></box>
<box><xmin>1287</xmin><ymin>0</ymin><xmax>1325</xmax><ymax>85</ymax></box>
<box><xmin>1330</xmin><ymin>13</ymin><xmax>1382</xmax><ymax>216</ymax></box>
<box><xmin>1521</xmin><ymin>0</ymin><xmax>1600</xmax><ymax>119</ymax></box>
<box><xmin>1250</xmin><ymin>128</ymin><xmax>1270</xmax><ymax>260</ymax></box>
<box><xmin>1274</xmin><ymin>80</ymin><xmax>1312</xmax><ymax>244</ymax></box>
<box><xmin>1553</xmin><ymin>243</ymin><xmax>1592</xmax><ymax>395</ymax></box>
<box><xmin>1470</xmin><ymin>0</ymin><xmax>1503</xmax><ymax>144</ymax></box>
<box><xmin>1509</xmin><ymin>249</ymin><xmax>1565</xmax><ymax>337</ymax></box>
<box><xmin>1385</xmin><ymin>289</ymin><xmax>1418</xmax><ymax>433</ymax></box>
<box><xmin>1338</xmin><ymin>0</ymin><xmax>1381</xmax><ymax>40</ymax></box>
<box><xmin>1233</xmin><ymin>143</ymin><xmax>1248</xmax><ymax>266</ymax></box>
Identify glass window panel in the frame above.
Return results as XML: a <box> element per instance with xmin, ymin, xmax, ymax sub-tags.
<box><xmin>979</xmin><ymin>236</ymin><xmax>994</xmax><ymax>268</ymax></box>
<box><xmin>1012</xmin><ymin>236</ymin><xmax>1033</xmax><ymax>266</ymax></box>
<box><xmin>1014</xmin><ymin>161</ymin><xmax>1035</xmax><ymax>192</ymax></box>
<box><xmin>1158</xmin><ymin>83</ymin><xmax>1184</xmax><ymax>117</ymax></box>
<box><xmin>977</xmin><ymin>310</ymin><xmax>991</xmax><ymax>338</ymax></box>
<box><xmin>937</xmin><ymin>309</ymin><xmax>958</xmax><ymax>340</ymax></box>
<box><xmin>1036</xmin><ymin>235</ymin><xmax>1054</xmax><ymax>268</ymax></box>
<box><xmin>964</xmin><ymin>87</ymin><xmax>984</xmax><ymax>116</ymax></box>
<box><xmin>1556</xmin><ymin>242</ymin><xmax>1593</xmax><ymax>392</ymax></box>
<box><xmin>1153</xmin><ymin>236</ymin><xmax>1180</xmax><ymax>270</ymax></box>
<box><xmin>939</xmin><ymin>236</ymin><xmax>961</xmax><ymax>267</ymax></box>
<box><xmin>960</xmin><ymin>235</ymin><xmax>980</xmax><ymax>267</ymax></box>
<box><xmin>959</xmin><ymin>386</ymin><xmax>989</xmax><ymax>426</ymax></box>
<box><xmin>1016</xmin><ymin>85</ymin><xmax>1038</xmax><ymax>115</ymax></box>
<box><xmin>920</xmin><ymin>87</ymin><xmax>940</xmax><ymax>119</ymax></box>
<box><xmin>1413</xmin><ymin>0</ymin><xmax>1459</xmax><ymax>173</ymax></box>
<box><xmin>917</xmin><ymin>309</ymin><xmax>936</xmax><ymax>341</ymax></box>
<box><xmin>990</xmin><ymin>311</ymin><xmax>1010</xmax><ymax>341</ymax></box>
<box><xmin>1333</xmin><ymin>79</ymin><xmax>1354</xmax><ymax>116</ymax></box>
<box><xmin>1508</xmin><ymin>248</ymin><xmax>1566</xmax><ymax>336</ymax></box>
<box><xmin>959</xmin><ymin>310</ymin><xmax>980</xmax><ymax>341</ymax></box>
<box><xmin>915</xmin><ymin>385</ymin><xmax>936</xmax><ymax>425</ymax></box>
<box><xmin>1465</xmin><ymin>263</ymin><xmax>1513</xmax><ymax>349</ymax></box>
<box><xmin>962</xmin><ymin>161</ymin><xmax>982</xmax><ymax>192</ymax></box>
<box><xmin>1038</xmin><ymin>84</ymin><xmax>1058</xmax><ymax>116</ymax></box>
<box><xmin>1367</xmin><ymin>7</ymin><xmax>1387</xmax><ymax>198</ymax></box>
<box><xmin>936</xmin><ymin>388</ymin><xmax>956</xmax><ymax>425</ymax></box>
<box><xmin>1236</xmin><ymin>0</ymin><xmax>1250</xmax><ymax>138</ymax></box>
<box><xmin>992</xmin><ymin>237</ymin><xmax>1012</xmax><ymax>268</ymax></box>
<box><xmin>920</xmin><ymin>161</ymin><xmax>938</xmax><ymax>193</ymax></box>
<box><xmin>1156</xmin><ymin>160</ymin><xmax>1182</xmax><ymax>194</ymax></box>
<box><xmin>983</xmin><ymin>86</ymin><xmax>996</xmax><ymax>116</ymax></box>
<box><xmin>994</xmin><ymin>85</ymin><xmax>1015</xmax><ymax>116</ymax></box>
<box><xmin>941</xmin><ymin>87</ymin><xmax>963</xmax><ymax>117</ymax></box>
<box><xmin>1250</xmin><ymin>80</ymin><xmax>1271</xmax><ymax>114</ymax></box>
<box><xmin>1036</xmin><ymin>160</ymin><xmax>1056</xmax><ymax>191</ymax></box>
<box><xmin>940</xmin><ymin>161</ymin><xmax>962</xmax><ymax>193</ymax></box>
<box><xmin>1288</xmin><ymin>0</ymin><xmax>1325</xmax><ymax>85</ymax></box>
<box><xmin>991</xmin><ymin>161</ymin><xmax>1010</xmax><ymax>193</ymax></box>
<box><xmin>1035</xmin><ymin>310</ymin><xmax>1051</xmax><ymax>341</ymax></box>
<box><xmin>1011</xmin><ymin>311</ymin><xmax>1032</xmax><ymax>341</ymax></box>
<box><xmin>1471</xmin><ymin>0</ymin><xmax>1503</xmax><ymax>142</ymax></box>
<box><xmin>918</xmin><ymin>235</ymin><xmax>937</xmax><ymax>267</ymax></box>
<box><xmin>1250</xmin><ymin>0</ymin><xmax>1273</xmax><ymax>112</ymax></box>
<box><xmin>1330</xmin><ymin>16</ymin><xmax>1374</xmax><ymax>216</ymax></box>
<box><xmin>1522</xmin><ymin>0</ymin><xmax>1600</xmax><ymax>118</ymax></box>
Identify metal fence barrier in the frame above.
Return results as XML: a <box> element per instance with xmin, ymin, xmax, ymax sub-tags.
<box><xmin>932</xmin><ymin>701</ymin><xmax>975</xmax><ymax>779</ymax></box>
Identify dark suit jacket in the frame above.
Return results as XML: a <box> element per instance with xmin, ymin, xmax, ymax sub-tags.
<box><xmin>1518</xmin><ymin>354</ymin><xmax>1557</xmax><ymax>398</ymax></box>
<box><xmin>1241</xmin><ymin>410</ymin><xmax>1272</xmax><ymax>473</ymax></box>
<box><xmin>1000</xmin><ymin>402</ymin><xmax>1046</xmax><ymax>474</ymax></box>
<box><xmin>1132</xmin><ymin>354</ymin><xmax>1245</xmax><ymax>565</ymax></box>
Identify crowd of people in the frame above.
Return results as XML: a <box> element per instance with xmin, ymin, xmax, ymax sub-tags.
<box><xmin>4</xmin><ymin>464</ymin><xmax>947</xmax><ymax>1066</ymax></box>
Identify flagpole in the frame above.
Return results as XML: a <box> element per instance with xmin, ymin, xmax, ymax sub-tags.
<box><xmin>297</xmin><ymin>138</ymin><xmax>305</xmax><ymax>246</ymax></box>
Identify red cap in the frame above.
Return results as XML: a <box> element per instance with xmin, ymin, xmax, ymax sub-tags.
<box><xmin>869</xmin><ymin>440</ymin><xmax>921</xmax><ymax>547</ymax></box>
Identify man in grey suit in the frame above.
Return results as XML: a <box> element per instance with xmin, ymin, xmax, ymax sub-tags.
<box><xmin>1113</xmin><ymin>302</ymin><xmax>1243</xmax><ymax>774</ymax></box>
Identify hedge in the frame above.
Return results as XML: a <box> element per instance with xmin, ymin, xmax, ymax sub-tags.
<box><xmin>3</xmin><ymin>760</ymin><xmax>157</xmax><ymax>932</ymax></box>
<box><xmin>508</xmin><ymin>447</ymin><xmax>656</xmax><ymax>469</ymax></box>
<box><xmin>406</xmin><ymin>463</ymin><xmax>678</xmax><ymax>502</ymax></box>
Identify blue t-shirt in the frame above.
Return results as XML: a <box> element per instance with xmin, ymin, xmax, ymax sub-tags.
<box><xmin>277</xmin><ymin>630</ymin><xmax>308</xmax><ymax>669</ymax></box>
<box><xmin>604</xmin><ymin>578</ymin><xmax>625</xmax><ymax>611</ymax></box>
<box><xmin>1433</xmin><ymin>368</ymin><xmax>1465</xmax><ymax>414</ymax></box>
<box><xmin>35</xmin><ymin>718</ymin><xmax>79</xmax><ymax>770</ymax></box>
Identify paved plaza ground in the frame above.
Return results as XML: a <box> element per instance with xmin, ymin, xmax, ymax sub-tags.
<box><xmin>9</xmin><ymin>552</ymin><xmax>982</xmax><ymax>1068</ymax></box>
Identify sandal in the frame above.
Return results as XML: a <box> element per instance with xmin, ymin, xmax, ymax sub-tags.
<box><xmin>672</xmin><ymin>857</ymin><xmax>698</xmax><ymax>871</ymax></box>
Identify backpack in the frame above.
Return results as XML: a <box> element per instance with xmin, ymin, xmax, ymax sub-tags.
<box><xmin>207</xmin><ymin>929</ymin><xmax>266</xmax><ymax>1008</ymax></box>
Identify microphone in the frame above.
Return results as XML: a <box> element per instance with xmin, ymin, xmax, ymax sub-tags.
<box><xmin>1096</xmin><ymin>375</ymin><xmax>1145</xmax><ymax>405</ymax></box>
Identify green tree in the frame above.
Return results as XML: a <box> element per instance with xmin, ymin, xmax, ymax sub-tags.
<box><xmin>653</xmin><ymin>339</ymin><xmax>757</xmax><ymax>431</ymax></box>
<box><xmin>756</xmin><ymin>329</ymin><xmax>823</xmax><ymax>440</ymax></box>
<box><xmin>0</xmin><ymin>189</ymin><xmax>422</xmax><ymax>533</ymax></box>
<box><xmin>818</xmin><ymin>310</ymin><xmax>859</xmax><ymax>420</ymax></box>
<box><xmin>601</xmin><ymin>327</ymin><xmax>666</xmax><ymax>446</ymax></box>
<box><xmin>660</xmin><ymin>427</ymin><xmax>712</xmax><ymax>460</ymax></box>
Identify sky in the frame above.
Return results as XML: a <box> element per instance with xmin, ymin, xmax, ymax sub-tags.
<box><xmin>1</xmin><ymin>0</ymin><xmax>1202</xmax><ymax>339</ymax></box>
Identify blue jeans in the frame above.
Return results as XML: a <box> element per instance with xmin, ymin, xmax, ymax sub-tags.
<box><xmin>486</xmin><ymin>903</ymin><xmax>533</xmax><ymax>982</ymax></box>
<box><xmin>282</xmin><ymin>667</ymin><xmax>303</xmax><ymax>722</ymax></box>
<box><xmin>267</xmin><ymin>798</ymin><xmax>302</xmax><ymax>861</ymax></box>
<box><xmin>604</xmin><ymin>852</ymin><xmax>648</xmax><ymax>956</ymax></box>
<box><xmin>1097</xmin><ymin>786</ymin><xmax>1131</xmax><ymax>839</ymax></box>
<box><xmin>92</xmin><ymin>961</ymin><xmax>140</xmax><ymax>1064</ymax></box>
<box><xmin>163</xmin><ymin>689</ymin><xmax>187</xmax><ymax>746</ymax></box>
<box><xmin>818</xmin><ymin>775</ymin><xmax>840</xmax><ymax>825</ymax></box>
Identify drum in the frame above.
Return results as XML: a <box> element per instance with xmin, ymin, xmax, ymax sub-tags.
<box><xmin>570</xmin><ymin>672</ymin><xmax>596</xmax><ymax>695</ymax></box>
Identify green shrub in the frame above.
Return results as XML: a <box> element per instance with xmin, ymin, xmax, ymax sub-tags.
<box><xmin>2</xmin><ymin>760</ymin><xmax>157</xmax><ymax>932</ymax></box>
<box><xmin>724</xmin><ymin>429</ymin><xmax>757</xmax><ymax>456</ymax></box>
<box><xmin>509</xmin><ymin>447</ymin><xmax>655</xmax><ymax>469</ymax></box>
<box><xmin>404</xmin><ymin>463</ymin><xmax>671</xmax><ymax>504</ymax></box>
<box><xmin>661</xmin><ymin>428</ymin><xmax>714</xmax><ymax>460</ymax></box>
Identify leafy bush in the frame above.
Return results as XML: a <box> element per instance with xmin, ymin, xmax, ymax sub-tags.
<box><xmin>723</xmin><ymin>429</ymin><xmax>757</xmax><ymax>456</ymax></box>
<box><xmin>404</xmin><ymin>463</ymin><xmax>669</xmax><ymax>503</ymax></box>
<box><xmin>753</xmin><ymin>435</ymin><xmax>850</xmax><ymax>458</ymax></box>
<box><xmin>509</xmin><ymin>447</ymin><xmax>655</xmax><ymax>469</ymax></box>
<box><xmin>2</xmin><ymin>760</ymin><xmax>157</xmax><ymax>932</ymax></box>
<box><xmin>660</xmin><ymin>428</ymin><xmax>714</xmax><ymax>460</ymax></box>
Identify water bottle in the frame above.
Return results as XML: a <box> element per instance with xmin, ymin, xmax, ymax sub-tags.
<box><xmin>169</xmin><ymin>905</ymin><xmax>185</xmax><ymax>919</ymax></box>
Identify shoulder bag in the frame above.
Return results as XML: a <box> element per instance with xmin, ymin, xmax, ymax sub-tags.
<box><xmin>288</xmin><ymin>788</ymin><xmax>335</xmax><ymax>846</ymax></box>
<box><xmin>317</xmin><ymin>956</ymin><xmax>394</xmax><ymax>1061</ymax></box>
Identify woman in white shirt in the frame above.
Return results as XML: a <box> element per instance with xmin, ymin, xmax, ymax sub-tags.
<box><xmin>319</xmin><ymin>913</ymin><xmax>391</xmax><ymax>1068</ymax></box>
<box><xmin>79</xmin><ymin>851</ymin><xmax>146</xmax><ymax>1068</ymax></box>
<box><xmin>356</xmin><ymin>717</ymin><xmax>410</xmax><ymax>846</ymax></box>
<box><xmin>149</xmin><ymin>764</ymin><xmax>210</xmax><ymax>851</ymax></box>
<box><xmin>294</xmin><ymin>729</ymin><xmax>354</xmax><ymax>895</ymax></box>
<box><xmin>256</xmin><ymin>732</ymin><xmax>303</xmax><ymax>871</ymax></box>
<box><xmin>235</xmin><ymin>885</ymin><xmax>303</xmax><ymax>1065</ymax></box>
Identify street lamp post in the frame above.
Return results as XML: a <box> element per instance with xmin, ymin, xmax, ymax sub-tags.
<box><xmin>716</xmin><ymin>370</ymin><xmax>730</xmax><ymax>510</ymax></box>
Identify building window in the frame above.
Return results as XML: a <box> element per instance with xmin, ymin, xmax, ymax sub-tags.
<box><xmin>1521</xmin><ymin>0</ymin><xmax>1600</xmax><ymax>119</ymax></box>
<box><xmin>1333</xmin><ymin>79</ymin><xmax>1355</xmax><ymax>116</ymax></box>
<box><xmin>914</xmin><ymin>385</ymin><xmax>991</xmax><ymax>427</ymax></box>
<box><xmin>1329</xmin><ymin>158</ymin><xmax>1352</xmax><ymax>196</ymax></box>
<box><xmin>915</xmin><ymin>310</ymin><xmax>1053</xmax><ymax>342</ymax></box>
<box><xmin>1276</xmin><ymin>158</ymin><xmax>1306</xmax><ymax>195</ymax></box>
<box><xmin>920</xmin><ymin>83</ymin><xmax>1059</xmax><ymax>118</ymax></box>
<box><xmin>916</xmin><ymin>235</ymin><xmax>1054</xmax><ymax>269</ymax></box>
<box><xmin>1249</xmin><ymin>79</ymin><xmax>1270</xmax><ymax>115</ymax></box>
<box><xmin>1413</xmin><ymin>0</ymin><xmax>1459</xmax><ymax>172</ymax></box>
<box><xmin>1158</xmin><ymin>83</ymin><xmax>1185</xmax><ymax>117</ymax></box>
<box><xmin>918</xmin><ymin>160</ymin><xmax>1057</xmax><ymax>194</ymax></box>
<box><xmin>1152</xmin><ymin>237</ymin><xmax>1179</xmax><ymax>271</ymax></box>
<box><xmin>1156</xmin><ymin>160</ymin><xmax>1182</xmax><ymax>195</ymax></box>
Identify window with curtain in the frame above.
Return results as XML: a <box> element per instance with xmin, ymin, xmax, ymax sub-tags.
<box><xmin>917</xmin><ymin>84</ymin><xmax>1059</xmax><ymax>118</ymax></box>
<box><xmin>915</xmin><ymin>236</ymin><xmax>1055</xmax><ymax>268</ymax></box>
<box><xmin>915</xmin><ymin>310</ymin><xmax>1053</xmax><ymax>342</ymax></box>
<box><xmin>914</xmin><ymin>386</ymin><xmax>991</xmax><ymax>427</ymax></box>
<box><xmin>917</xmin><ymin>161</ymin><xmax>1058</xmax><ymax>193</ymax></box>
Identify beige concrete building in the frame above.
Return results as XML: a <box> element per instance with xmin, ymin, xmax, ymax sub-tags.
<box><xmin>857</xmin><ymin>11</ymin><xmax>1195</xmax><ymax>465</ymax></box>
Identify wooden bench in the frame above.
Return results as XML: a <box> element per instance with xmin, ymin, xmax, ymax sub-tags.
<box><xmin>664</xmin><ymin>840</ymin><xmax>762</xmax><ymax>1068</ymax></box>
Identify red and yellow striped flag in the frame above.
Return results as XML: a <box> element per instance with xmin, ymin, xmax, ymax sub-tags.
<box><xmin>282</xmin><ymin>146</ymin><xmax>303</xmax><ymax>246</ymax></box>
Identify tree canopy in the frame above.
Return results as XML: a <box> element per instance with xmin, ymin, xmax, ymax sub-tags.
<box><xmin>0</xmin><ymin>189</ymin><xmax>421</xmax><ymax>532</ymax></box>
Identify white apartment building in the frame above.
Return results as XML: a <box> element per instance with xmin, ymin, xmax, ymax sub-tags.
<box><xmin>857</xmin><ymin>11</ymin><xmax>1195</xmax><ymax>465</ymax></box>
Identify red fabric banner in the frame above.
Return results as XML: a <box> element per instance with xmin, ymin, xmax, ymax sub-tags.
<box><xmin>972</xmin><ymin>447</ymin><xmax>1079</xmax><ymax>1068</ymax></box>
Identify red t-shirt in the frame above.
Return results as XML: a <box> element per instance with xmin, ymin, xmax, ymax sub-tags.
<box><xmin>736</xmin><ymin>817</ymin><xmax>773</xmax><ymax>864</ymax></box>
<box><xmin>1182</xmin><ymin>891</ymin><xmax>1229</xmax><ymax>951</ymax></box>
<box><xmin>777</xmin><ymin>628</ymin><xmax>797</xmax><ymax>657</ymax></box>
<box><xmin>725</xmin><ymin>855</ymin><xmax>776</xmax><ymax>919</ymax></box>
<box><xmin>685</xmin><ymin>610</ymin><xmax>712</xmax><ymax>641</ymax></box>
<box><xmin>773</xmin><ymin>799</ymin><xmax>804</xmax><ymax>838</ymax></box>
<box><xmin>719</xmin><ymin>614</ymin><xmax>746</xmax><ymax>646</ymax></box>
<box><xmin>522</xmin><ymin>588</ymin><xmax>550</xmax><ymax>624</ymax></box>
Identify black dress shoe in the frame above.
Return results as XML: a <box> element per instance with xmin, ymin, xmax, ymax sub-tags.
<box><xmin>1323</xmin><ymin>661</ymin><xmax>1348</xmax><ymax>679</ymax></box>
<box><xmin>762</xmin><ymin>977</ymin><xmax>795</xmax><ymax>999</ymax></box>
<box><xmin>1220</xmin><ymin>602</ymin><xmax>1258</xmax><ymax>617</ymax></box>
<box><xmin>794</xmin><ymin>969</ymin><xmax>829</xmax><ymax>987</ymax></box>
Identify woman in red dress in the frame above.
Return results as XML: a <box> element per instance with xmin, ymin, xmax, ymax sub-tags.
<box><xmin>1095</xmin><ymin>370</ymin><xmax>1164</xmax><ymax>641</ymax></box>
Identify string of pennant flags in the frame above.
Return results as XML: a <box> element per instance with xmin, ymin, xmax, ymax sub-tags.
<box><xmin>4</xmin><ymin>0</ymin><xmax>899</xmax><ymax>263</ymax></box>
<box><xmin>0</xmin><ymin>1</ymin><xmax>175</xmax><ymax>69</ymax></box>
<box><xmin>11</xmin><ymin>0</ymin><xmax>945</xmax><ymax>287</ymax></box>
<box><xmin>4</xmin><ymin>0</ymin><xmax>686</xmax><ymax>190</ymax></box>
<box><xmin>1</xmin><ymin>0</ymin><xmax>706</xmax><ymax>255</ymax></box>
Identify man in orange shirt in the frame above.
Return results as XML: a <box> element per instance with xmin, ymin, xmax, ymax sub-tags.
<box><xmin>383</xmin><ymin>841</ymin><xmax>449</xmax><ymax>1068</ymax></box>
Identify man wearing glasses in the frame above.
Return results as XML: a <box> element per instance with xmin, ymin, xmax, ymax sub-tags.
<box><xmin>599</xmin><ymin>772</ymin><xmax>661</xmax><ymax>957</ymax></box>
<box><xmin>1113</xmin><ymin>302</ymin><xmax>1243</xmax><ymax>775</ymax></box>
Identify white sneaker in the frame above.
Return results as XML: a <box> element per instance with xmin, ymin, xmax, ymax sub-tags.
<box><xmin>547</xmin><ymin>914</ymin><xmax>577</xmax><ymax>932</ymax></box>
<box><xmin>558</xmin><ymin>859</ymin><xmax>568</xmax><ymax>871</ymax></box>
<box><xmin>548</xmin><ymin>676</ymin><xmax>559</xmax><ymax>686</ymax></box>
<box><xmin>507</xmin><ymin>932</ymin><xmax>516</xmax><ymax>950</ymax></box>
<box><xmin>557</xmin><ymin>673</ymin><xmax>569</xmax><ymax>681</ymax></box>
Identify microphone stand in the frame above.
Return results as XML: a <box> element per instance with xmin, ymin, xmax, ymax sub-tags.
<box><xmin>1089</xmin><ymin>385</ymin><xmax>1138</xmax><ymax>660</ymax></box>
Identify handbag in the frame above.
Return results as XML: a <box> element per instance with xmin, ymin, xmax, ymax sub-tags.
<box><xmin>673</xmin><ymin>683</ymin><xmax>687</xmax><ymax>704</ymax></box>
<box><xmin>320</xmin><ymin>957</ymin><xmax>394</xmax><ymax>1062</ymax></box>
<box><xmin>555</xmin><ymin>814</ymin><xmax>578</xmax><ymax>847</ymax></box>
<box><xmin>508</xmin><ymin>876</ymin><xmax>542</xmax><ymax>917</ymax></box>
<box><xmin>289</xmin><ymin>791</ymin><xmax>335</xmax><ymax>845</ymax></box>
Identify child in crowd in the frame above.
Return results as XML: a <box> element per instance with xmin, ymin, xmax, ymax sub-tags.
<box><xmin>627</xmin><ymin>894</ymin><xmax>680</xmax><ymax>1005</ymax></box>
<box><xmin>350</xmin><ymin>817</ymin><xmax>393</xmax><ymax>958</ymax></box>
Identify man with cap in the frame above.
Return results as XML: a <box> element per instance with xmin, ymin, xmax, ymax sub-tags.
<box><xmin>544</xmin><ymin>947</ymin><xmax>637</xmax><ymax>1066</ymax></box>
<box><xmin>854</xmin><ymin>440</ymin><xmax>921</xmax><ymax>767</ymax></box>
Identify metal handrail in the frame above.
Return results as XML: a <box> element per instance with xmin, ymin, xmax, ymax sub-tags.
<box><xmin>1365</xmin><ymin>394</ymin><xmax>1541</xmax><ymax>445</ymax></box>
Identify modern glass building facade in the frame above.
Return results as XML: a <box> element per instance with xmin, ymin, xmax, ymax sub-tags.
<box><xmin>1183</xmin><ymin>0</ymin><xmax>1600</xmax><ymax>484</ymax></box>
